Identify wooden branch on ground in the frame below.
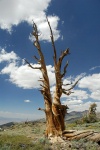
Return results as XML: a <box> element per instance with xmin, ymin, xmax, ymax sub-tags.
<box><xmin>63</xmin><ymin>130</ymin><xmax>100</xmax><ymax>143</ymax></box>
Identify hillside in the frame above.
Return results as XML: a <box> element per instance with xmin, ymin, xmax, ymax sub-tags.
<box><xmin>0</xmin><ymin>110</ymin><xmax>99</xmax><ymax>126</ymax></box>
<box><xmin>65</xmin><ymin>110</ymin><xmax>88</xmax><ymax>123</ymax></box>
<box><xmin>0</xmin><ymin>111</ymin><xmax>100</xmax><ymax>149</ymax></box>
<box><xmin>0</xmin><ymin>119</ymin><xmax>100</xmax><ymax>150</ymax></box>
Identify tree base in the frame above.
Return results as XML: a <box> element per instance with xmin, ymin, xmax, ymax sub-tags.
<box><xmin>49</xmin><ymin>130</ymin><xmax>100</xmax><ymax>144</ymax></box>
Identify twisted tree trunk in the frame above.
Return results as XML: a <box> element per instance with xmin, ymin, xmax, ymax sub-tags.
<box><xmin>26</xmin><ymin>18</ymin><xmax>78</xmax><ymax>137</ymax></box>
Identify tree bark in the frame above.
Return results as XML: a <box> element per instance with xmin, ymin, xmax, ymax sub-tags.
<box><xmin>26</xmin><ymin>19</ymin><xmax>78</xmax><ymax>137</ymax></box>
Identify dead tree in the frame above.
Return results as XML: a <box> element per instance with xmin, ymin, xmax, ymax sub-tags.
<box><xmin>25</xmin><ymin>18</ymin><xmax>78</xmax><ymax>137</ymax></box>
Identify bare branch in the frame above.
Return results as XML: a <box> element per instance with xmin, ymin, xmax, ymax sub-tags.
<box><xmin>61</xmin><ymin>61</ymin><xmax>69</xmax><ymax>78</ymax></box>
<box><xmin>33</xmin><ymin>55</ymin><xmax>39</xmax><ymax>61</ymax></box>
<box><xmin>63</xmin><ymin>82</ymin><xmax>72</xmax><ymax>86</ymax></box>
<box><xmin>38</xmin><ymin>79</ymin><xmax>44</xmax><ymax>82</ymax></box>
<box><xmin>58</xmin><ymin>48</ymin><xmax>70</xmax><ymax>69</ymax></box>
<box><xmin>38</xmin><ymin>107</ymin><xmax>45</xmax><ymax>112</ymax></box>
<box><xmin>65</xmin><ymin>79</ymin><xmax>80</xmax><ymax>91</ymax></box>
<box><xmin>33</xmin><ymin>56</ymin><xmax>41</xmax><ymax>64</ymax></box>
<box><xmin>25</xmin><ymin>59</ymin><xmax>41</xmax><ymax>69</ymax></box>
<box><xmin>46</xmin><ymin>17</ymin><xmax>57</xmax><ymax>65</ymax></box>
<box><xmin>40</xmin><ymin>84</ymin><xmax>45</xmax><ymax>88</ymax></box>
<box><xmin>62</xmin><ymin>89</ymin><xmax>73</xmax><ymax>95</ymax></box>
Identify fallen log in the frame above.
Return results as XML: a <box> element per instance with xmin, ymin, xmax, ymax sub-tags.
<box><xmin>63</xmin><ymin>130</ymin><xmax>100</xmax><ymax>143</ymax></box>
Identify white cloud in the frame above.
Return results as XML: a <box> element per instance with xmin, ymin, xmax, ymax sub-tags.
<box><xmin>0</xmin><ymin>49</ymin><xmax>55</xmax><ymax>89</ymax></box>
<box><xmin>63</xmin><ymin>101</ymin><xmax>100</xmax><ymax>113</ymax></box>
<box><xmin>78</xmin><ymin>74</ymin><xmax>100</xmax><ymax>101</ymax></box>
<box><xmin>67</xmin><ymin>101</ymin><xmax>91</xmax><ymax>112</ymax></box>
<box><xmin>61</xmin><ymin>73</ymin><xmax>100</xmax><ymax>112</ymax></box>
<box><xmin>61</xmin><ymin>89</ymin><xmax>89</xmax><ymax>112</ymax></box>
<box><xmin>0</xmin><ymin>0</ymin><xmax>60</xmax><ymax>41</ymax></box>
<box><xmin>62</xmin><ymin>89</ymin><xmax>89</xmax><ymax>100</ymax></box>
<box><xmin>1</xmin><ymin>50</ymin><xmax>100</xmax><ymax>112</ymax></box>
<box><xmin>0</xmin><ymin>49</ymin><xmax>19</xmax><ymax>63</ymax></box>
<box><xmin>78</xmin><ymin>74</ymin><xmax>100</xmax><ymax>92</ymax></box>
<box><xmin>62</xmin><ymin>73</ymin><xmax>86</xmax><ymax>89</ymax></box>
<box><xmin>90</xmin><ymin>90</ymin><xmax>100</xmax><ymax>101</ymax></box>
<box><xmin>24</xmin><ymin>100</ymin><xmax>31</xmax><ymax>103</ymax></box>
<box><xmin>62</xmin><ymin>99</ymin><xmax>83</xmax><ymax>105</ymax></box>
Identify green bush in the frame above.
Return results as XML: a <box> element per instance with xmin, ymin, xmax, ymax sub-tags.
<box><xmin>82</xmin><ymin>114</ymin><xmax>97</xmax><ymax>123</ymax></box>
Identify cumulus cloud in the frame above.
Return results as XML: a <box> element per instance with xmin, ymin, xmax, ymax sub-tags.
<box><xmin>78</xmin><ymin>74</ymin><xmax>100</xmax><ymax>101</ymax></box>
<box><xmin>62</xmin><ymin>99</ymin><xmax>83</xmax><ymax>105</ymax></box>
<box><xmin>61</xmin><ymin>89</ymin><xmax>89</xmax><ymax>111</ymax></box>
<box><xmin>78</xmin><ymin>74</ymin><xmax>100</xmax><ymax>92</ymax></box>
<box><xmin>90</xmin><ymin>90</ymin><xmax>100</xmax><ymax>101</ymax></box>
<box><xmin>0</xmin><ymin>49</ymin><xmax>100</xmax><ymax>112</ymax></box>
<box><xmin>61</xmin><ymin>73</ymin><xmax>86</xmax><ymax>91</ymax></box>
<box><xmin>62</xmin><ymin>89</ymin><xmax>89</xmax><ymax>100</ymax></box>
<box><xmin>0</xmin><ymin>49</ymin><xmax>55</xmax><ymax>89</ymax></box>
<box><xmin>62</xmin><ymin>101</ymin><xmax>100</xmax><ymax>112</ymax></box>
<box><xmin>0</xmin><ymin>0</ymin><xmax>60</xmax><ymax>41</ymax></box>
<box><xmin>0</xmin><ymin>49</ymin><xmax>19</xmax><ymax>63</ymax></box>
<box><xmin>61</xmin><ymin>73</ymin><xmax>100</xmax><ymax>112</ymax></box>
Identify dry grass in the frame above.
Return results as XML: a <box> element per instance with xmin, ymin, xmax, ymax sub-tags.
<box><xmin>0</xmin><ymin>120</ymin><xmax>100</xmax><ymax>149</ymax></box>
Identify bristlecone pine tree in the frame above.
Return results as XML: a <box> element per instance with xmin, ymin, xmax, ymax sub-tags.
<box><xmin>88</xmin><ymin>103</ymin><xmax>97</xmax><ymax>123</ymax></box>
<box><xmin>25</xmin><ymin>18</ymin><xmax>79</xmax><ymax>137</ymax></box>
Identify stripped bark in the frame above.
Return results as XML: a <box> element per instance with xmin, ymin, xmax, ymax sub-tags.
<box><xmin>26</xmin><ymin>19</ymin><xmax>79</xmax><ymax>137</ymax></box>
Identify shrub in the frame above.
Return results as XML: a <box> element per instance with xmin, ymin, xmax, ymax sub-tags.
<box><xmin>71</xmin><ymin>139</ymin><xmax>99</xmax><ymax>150</ymax></box>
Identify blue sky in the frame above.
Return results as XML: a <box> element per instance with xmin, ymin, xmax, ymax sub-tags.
<box><xmin>0</xmin><ymin>0</ymin><xmax>100</xmax><ymax>120</ymax></box>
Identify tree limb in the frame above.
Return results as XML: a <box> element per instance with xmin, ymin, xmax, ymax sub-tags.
<box><xmin>25</xmin><ymin>59</ymin><xmax>41</xmax><ymax>69</ymax></box>
<box><xmin>65</xmin><ymin>79</ymin><xmax>80</xmax><ymax>91</ymax></box>
<box><xmin>33</xmin><ymin>55</ymin><xmax>40</xmax><ymax>61</ymax></box>
<box><xmin>46</xmin><ymin>17</ymin><xmax>57</xmax><ymax>65</ymax></box>
<box><xmin>38</xmin><ymin>107</ymin><xmax>46</xmax><ymax>112</ymax></box>
<box><xmin>61</xmin><ymin>61</ymin><xmax>69</xmax><ymax>78</ymax></box>
<box><xmin>58</xmin><ymin>48</ymin><xmax>70</xmax><ymax>69</ymax></box>
<box><xmin>63</xmin><ymin>82</ymin><xmax>72</xmax><ymax>86</ymax></box>
<box><xmin>62</xmin><ymin>90</ymin><xmax>73</xmax><ymax>95</ymax></box>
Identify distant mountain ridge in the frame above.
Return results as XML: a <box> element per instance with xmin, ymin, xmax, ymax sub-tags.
<box><xmin>0</xmin><ymin>116</ymin><xmax>23</xmax><ymax>125</ymax></box>
<box><xmin>65</xmin><ymin>110</ymin><xmax>100</xmax><ymax>123</ymax></box>
<box><xmin>0</xmin><ymin>110</ymin><xmax>99</xmax><ymax>127</ymax></box>
<box><xmin>65</xmin><ymin>110</ymin><xmax>88</xmax><ymax>123</ymax></box>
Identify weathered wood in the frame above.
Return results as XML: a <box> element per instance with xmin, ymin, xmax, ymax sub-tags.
<box><xmin>63</xmin><ymin>130</ymin><xmax>91</xmax><ymax>138</ymax></box>
<box><xmin>63</xmin><ymin>130</ymin><xmax>100</xmax><ymax>143</ymax></box>
<box><xmin>69</xmin><ymin>131</ymin><xmax>94</xmax><ymax>140</ymax></box>
<box><xmin>26</xmin><ymin>19</ymin><xmax>80</xmax><ymax>137</ymax></box>
<box><xmin>87</xmin><ymin>133</ymin><xmax>100</xmax><ymax>142</ymax></box>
